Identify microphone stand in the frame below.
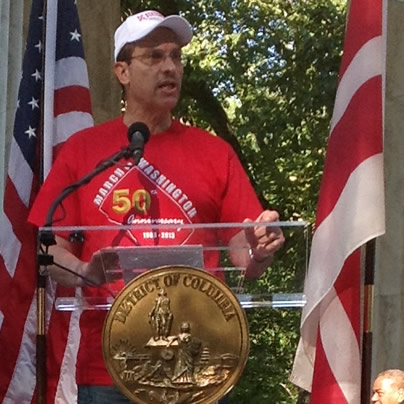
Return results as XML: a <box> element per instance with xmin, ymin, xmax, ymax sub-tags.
<box><xmin>36</xmin><ymin>136</ymin><xmax>145</xmax><ymax>404</ymax></box>
<box><xmin>36</xmin><ymin>144</ymin><xmax>137</xmax><ymax>402</ymax></box>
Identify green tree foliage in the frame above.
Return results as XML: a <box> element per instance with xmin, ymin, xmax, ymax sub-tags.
<box><xmin>121</xmin><ymin>1</ymin><xmax>346</xmax><ymax>402</ymax></box>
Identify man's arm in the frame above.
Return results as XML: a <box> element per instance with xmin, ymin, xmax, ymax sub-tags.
<box><xmin>228</xmin><ymin>210</ymin><xmax>285</xmax><ymax>279</ymax></box>
<box><xmin>45</xmin><ymin>236</ymin><xmax>105</xmax><ymax>287</ymax></box>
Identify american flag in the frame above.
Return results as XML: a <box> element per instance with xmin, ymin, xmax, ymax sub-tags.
<box><xmin>290</xmin><ymin>0</ymin><xmax>386</xmax><ymax>402</ymax></box>
<box><xmin>0</xmin><ymin>0</ymin><xmax>92</xmax><ymax>402</ymax></box>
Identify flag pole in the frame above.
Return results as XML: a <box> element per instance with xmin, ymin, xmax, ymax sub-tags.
<box><xmin>361</xmin><ymin>239</ymin><xmax>375</xmax><ymax>404</ymax></box>
<box><xmin>36</xmin><ymin>273</ymin><xmax>47</xmax><ymax>404</ymax></box>
<box><xmin>36</xmin><ymin>0</ymin><xmax>49</xmax><ymax>402</ymax></box>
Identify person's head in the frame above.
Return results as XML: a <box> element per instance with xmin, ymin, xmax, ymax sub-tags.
<box><xmin>372</xmin><ymin>369</ymin><xmax>404</xmax><ymax>404</ymax></box>
<box><xmin>113</xmin><ymin>10</ymin><xmax>192</xmax><ymax>118</ymax></box>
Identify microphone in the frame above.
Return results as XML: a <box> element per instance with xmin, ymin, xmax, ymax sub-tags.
<box><xmin>128</xmin><ymin>122</ymin><xmax>150</xmax><ymax>165</ymax></box>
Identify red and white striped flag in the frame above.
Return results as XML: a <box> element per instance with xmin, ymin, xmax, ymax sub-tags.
<box><xmin>290</xmin><ymin>0</ymin><xmax>386</xmax><ymax>402</ymax></box>
<box><xmin>0</xmin><ymin>0</ymin><xmax>92</xmax><ymax>402</ymax></box>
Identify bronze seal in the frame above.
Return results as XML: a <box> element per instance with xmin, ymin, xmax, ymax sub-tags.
<box><xmin>102</xmin><ymin>266</ymin><xmax>249</xmax><ymax>404</ymax></box>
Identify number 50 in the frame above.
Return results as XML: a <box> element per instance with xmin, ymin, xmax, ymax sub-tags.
<box><xmin>112</xmin><ymin>189</ymin><xmax>151</xmax><ymax>214</ymax></box>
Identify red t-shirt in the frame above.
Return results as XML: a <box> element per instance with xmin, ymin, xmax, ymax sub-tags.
<box><xmin>29</xmin><ymin>117</ymin><xmax>262</xmax><ymax>385</ymax></box>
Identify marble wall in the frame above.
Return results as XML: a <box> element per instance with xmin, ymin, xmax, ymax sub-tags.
<box><xmin>0</xmin><ymin>0</ymin><xmax>24</xmax><ymax>211</ymax></box>
<box><xmin>77</xmin><ymin>0</ymin><xmax>121</xmax><ymax>124</ymax></box>
<box><xmin>372</xmin><ymin>0</ymin><xmax>404</xmax><ymax>381</ymax></box>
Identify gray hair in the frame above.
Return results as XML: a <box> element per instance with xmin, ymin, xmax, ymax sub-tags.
<box><xmin>377</xmin><ymin>369</ymin><xmax>404</xmax><ymax>389</ymax></box>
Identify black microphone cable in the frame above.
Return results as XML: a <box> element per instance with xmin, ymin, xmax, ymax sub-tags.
<box><xmin>38</xmin><ymin>244</ymin><xmax>116</xmax><ymax>298</ymax></box>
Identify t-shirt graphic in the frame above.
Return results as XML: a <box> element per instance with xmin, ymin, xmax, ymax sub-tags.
<box><xmin>94</xmin><ymin>159</ymin><xmax>195</xmax><ymax>246</ymax></box>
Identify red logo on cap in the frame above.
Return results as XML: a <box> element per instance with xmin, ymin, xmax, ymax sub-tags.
<box><xmin>137</xmin><ymin>11</ymin><xmax>164</xmax><ymax>21</ymax></box>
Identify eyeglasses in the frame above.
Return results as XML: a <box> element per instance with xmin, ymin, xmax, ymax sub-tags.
<box><xmin>128</xmin><ymin>48</ymin><xmax>184</xmax><ymax>67</ymax></box>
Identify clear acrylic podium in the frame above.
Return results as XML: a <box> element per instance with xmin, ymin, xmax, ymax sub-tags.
<box><xmin>38</xmin><ymin>221</ymin><xmax>309</xmax><ymax>312</ymax></box>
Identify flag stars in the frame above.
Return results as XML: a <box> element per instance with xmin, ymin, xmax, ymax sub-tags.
<box><xmin>28</xmin><ymin>97</ymin><xmax>40</xmax><ymax>110</ymax></box>
<box><xmin>31</xmin><ymin>69</ymin><xmax>42</xmax><ymax>81</ymax></box>
<box><xmin>25</xmin><ymin>126</ymin><xmax>37</xmax><ymax>139</ymax></box>
<box><xmin>34</xmin><ymin>40</ymin><xmax>42</xmax><ymax>53</ymax></box>
<box><xmin>70</xmin><ymin>29</ymin><xmax>81</xmax><ymax>42</ymax></box>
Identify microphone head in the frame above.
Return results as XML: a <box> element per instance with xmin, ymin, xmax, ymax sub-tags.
<box><xmin>127</xmin><ymin>122</ymin><xmax>150</xmax><ymax>144</ymax></box>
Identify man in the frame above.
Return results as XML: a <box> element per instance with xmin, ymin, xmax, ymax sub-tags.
<box><xmin>149</xmin><ymin>288</ymin><xmax>173</xmax><ymax>341</ymax></box>
<box><xmin>372</xmin><ymin>369</ymin><xmax>404</xmax><ymax>404</ymax></box>
<box><xmin>29</xmin><ymin>10</ymin><xmax>284</xmax><ymax>403</ymax></box>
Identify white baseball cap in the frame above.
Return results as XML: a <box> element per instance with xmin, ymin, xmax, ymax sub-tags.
<box><xmin>114</xmin><ymin>10</ymin><xmax>193</xmax><ymax>61</ymax></box>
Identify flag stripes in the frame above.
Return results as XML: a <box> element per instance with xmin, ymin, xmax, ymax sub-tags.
<box><xmin>291</xmin><ymin>0</ymin><xmax>386</xmax><ymax>402</ymax></box>
<box><xmin>317</xmin><ymin>76</ymin><xmax>383</xmax><ymax>222</ymax></box>
<box><xmin>0</xmin><ymin>0</ymin><xmax>93</xmax><ymax>402</ymax></box>
<box><xmin>54</xmin><ymin>87</ymin><xmax>92</xmax><ymax>117</ymax></box>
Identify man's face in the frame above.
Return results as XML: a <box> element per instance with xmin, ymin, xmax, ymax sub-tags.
<box><xmin>116</xmin><ymin>27</ymin><xmax>184</xmax><ymax>115</ymax></box>
<box><xmin>372</xmin><ymin>377</ymin><xmax>404</xmax><ymax>404</ymax></box>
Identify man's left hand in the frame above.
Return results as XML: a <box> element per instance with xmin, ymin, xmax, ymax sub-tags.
<box><xmin>244</xmin><ymin>210</ymin><xmax>285</xmax><ymax>263</ymax></box>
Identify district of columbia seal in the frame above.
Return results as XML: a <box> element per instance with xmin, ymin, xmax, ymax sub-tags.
<box><xmin>102</xmin><ymin>266</ymin><xmax>249</xmax><ymax>404</ymax></box>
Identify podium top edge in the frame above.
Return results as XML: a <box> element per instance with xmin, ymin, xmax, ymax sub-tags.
<box><xmin>39</xmin><ymin>221</ymin><xmax>309</xmax><ymax>232</ymax></box>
